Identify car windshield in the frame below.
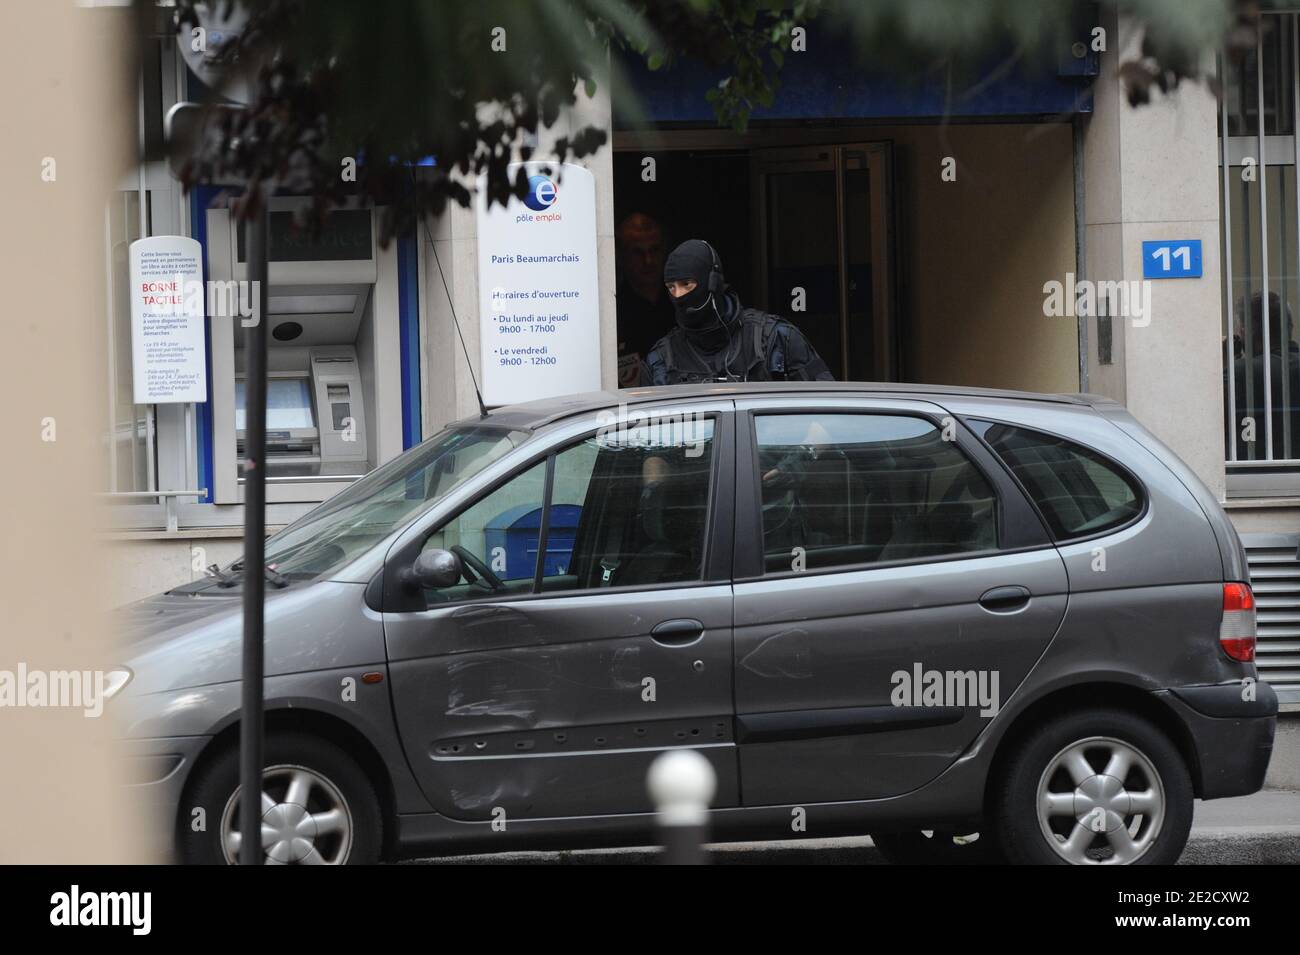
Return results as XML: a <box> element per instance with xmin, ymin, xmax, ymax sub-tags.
<box><xmin>256</xmin><ymin>425</ymin><xmax>530</xmax><ymax>580</ymax></box>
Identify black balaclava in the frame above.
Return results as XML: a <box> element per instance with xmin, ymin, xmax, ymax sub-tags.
<box><xmin>664</xmin><ymin>239</ymin><xmax>738</xmax><ymax>353</ymax></box>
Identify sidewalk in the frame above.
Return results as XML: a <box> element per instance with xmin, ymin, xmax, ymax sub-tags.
<box><xmin>1192</xmin><ymin>790</ymin><xmax>1300</xmax><ymax>835</ymax></box>
<box><xmin>1182</xmin><ymin>790</ymin><xmax>1300</xmax><ymax>864</ymax></box>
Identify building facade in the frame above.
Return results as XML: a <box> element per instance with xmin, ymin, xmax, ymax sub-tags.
<box><xmin>102</xmin><ymin>9</ymin><xmax>1298</xmax><ymax>780</ymax></box>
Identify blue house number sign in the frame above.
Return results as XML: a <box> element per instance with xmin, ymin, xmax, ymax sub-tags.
<box><xmin>1142</xmin><ymin>240</ymin><xmax>1202</xmax><ymax>279</ymax></box>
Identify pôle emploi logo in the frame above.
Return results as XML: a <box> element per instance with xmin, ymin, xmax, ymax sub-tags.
<box><xmin>516</xmin><ymin>174</ymin><xmax>562</xmax><ymax>223</ymax></box>
<box><xmin>524</xmin><ymin>174</ymin><xmax>557</xmax><ymax>210</ymax></box>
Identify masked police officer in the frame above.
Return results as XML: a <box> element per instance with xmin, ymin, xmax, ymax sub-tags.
<box><xmin>641</xmin><ymin>239</ymin><xmax>834</xmax><ymax>385</ymax></box>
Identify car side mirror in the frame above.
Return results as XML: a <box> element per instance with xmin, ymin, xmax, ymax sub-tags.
<box><xmin>403</xmin><ymin>548</ymin><xmax>462</xmax><ymax>590</ymax></box>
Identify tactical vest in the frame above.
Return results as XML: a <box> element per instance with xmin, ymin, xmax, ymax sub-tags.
<box><xmin>654</xmin><ymin>309</ymin><xmax>790</xmax><ymax>384</ymax></box>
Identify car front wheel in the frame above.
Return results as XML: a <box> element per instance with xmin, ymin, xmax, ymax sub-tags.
<box><xmin>993</xmin><ymin>708</ymin><xmax>1193</xmax><ymax>865</ymax></box>
<box><xmin>180</xmin><ymin>731</ymin><xmax>383</xmax><ymax>865</ymax></box>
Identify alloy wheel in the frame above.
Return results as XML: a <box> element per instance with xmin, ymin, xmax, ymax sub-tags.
<box><xmin>1035</xmin><ymin>735</ymin><xmax>1165</xmax><ymax>865</ymax></box>
<box><xmin>219</xmin><ymin>763</ymin><xmax>355</xmax><ymax>865</ymax></box>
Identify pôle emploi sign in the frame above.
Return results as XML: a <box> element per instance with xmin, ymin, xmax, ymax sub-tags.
<box><xmin>475</xmin><ymin>162</ymin><xmax>602</xmax><ymax>406</ymax></box>
<box><xmin>1142</xmin><ymin>239</ymin><xmax>1202</xmax><ymax>279</ymax></box>
<box><xmin>129</xmin><ymin>235</ymin><xmax>208</xmax><ymax>404</ymax></box>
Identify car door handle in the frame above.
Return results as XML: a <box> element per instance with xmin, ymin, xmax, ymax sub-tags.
<box><xmin>650</xmin><ymin>618</ymin><xmax>705</xmax><ymax>646</ymax></box>
<box><xmin>979</xmin><ymin>585</ymin><xmax>1031</xmax><ymax>613</ymax></box>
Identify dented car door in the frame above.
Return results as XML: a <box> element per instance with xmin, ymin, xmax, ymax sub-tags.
<box><xmin>382</xmin><ymin>404</ymin><xmax>738</xmax><ymax>821</ymax></box>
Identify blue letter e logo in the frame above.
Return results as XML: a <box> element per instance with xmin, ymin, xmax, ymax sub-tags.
<box><xmin>524</xmin><ymin>174</ymin><xmax>557</xmax><ymax>211</ymax></box>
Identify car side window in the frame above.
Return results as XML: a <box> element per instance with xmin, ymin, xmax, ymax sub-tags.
<box><xmin>421</xmin><ymin>461</ymin><xmax>547</xmax><ymax>603</ymax></box>
<box><xmin>970</xmin><ymin>420</ymin><xmax>1142</xmax><ymax>540</ymax></box>
<box><xmin>754</xmin><ymin>413</ymin><xmax>999</xmax><ymax>574</ymax></box>
<box><xmin>545</xmin><ymin>416</ymin><xmax>715</xmax><ymax>591</ymax></box>
<box><xmin>420</xmin><ymin>416</ymin><xmax>716</xmax><ymax>603</ymax></box>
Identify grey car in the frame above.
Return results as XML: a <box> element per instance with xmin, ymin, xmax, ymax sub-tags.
<box><xmin>117</xmin><ymin>382</ymin><xmax>1277</xmax><ymax>865</ymax></box>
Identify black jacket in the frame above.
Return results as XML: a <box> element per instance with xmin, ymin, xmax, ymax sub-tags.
<box><xmin>643</xmin><ymin>303</ymin><xmax>834</xmax><ymax>385</ymax></box>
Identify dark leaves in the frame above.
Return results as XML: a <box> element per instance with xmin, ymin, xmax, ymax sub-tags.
<box><xmin>157</xmin><ymin>0</ymin><xmax>1260</xmax><ymax>244</ymax></box>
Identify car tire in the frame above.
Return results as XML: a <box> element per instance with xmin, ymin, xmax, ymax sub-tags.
<box><xmin>870</xmin><ymin>829</ymin><xmax>1005</xmax><ymax>865</ymax></box>
<box><xmin>179</xmin><ymin>731</ymin><xmax>383</xmax><ymax>865</ymax></box>
<box><xmin>992</xmin><ymin>708</ymin><xmax>1193</xmax><ymax>865</ymax></box>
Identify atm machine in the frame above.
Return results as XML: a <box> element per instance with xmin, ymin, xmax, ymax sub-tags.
<box><xmin>207</xmin><ymin>200</ymin><xmax>404</xmax><ymax>505</ymax></box>
<box><xmin>234</xmin><ymin>346</ymin><xmax>369</xmax><ymax>477</ymax></box>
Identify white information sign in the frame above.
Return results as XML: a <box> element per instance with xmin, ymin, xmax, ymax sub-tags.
<box><xmin>129</xmin><ymin>235</ymin><xmax>207</xmax><ymax>404</ymax></box>
<box><xmin>475</xmin><ymin>162</ymin><xmax>602</xmax><ymax>405</ymax></box>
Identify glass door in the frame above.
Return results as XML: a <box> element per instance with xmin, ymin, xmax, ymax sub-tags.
<box><xmin>752</xmin><ymin>143</ymin><xmax>896</xmax><ymax>381</ymax></box>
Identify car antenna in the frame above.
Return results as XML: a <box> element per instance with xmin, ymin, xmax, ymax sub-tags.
<box><xmin>413</xmin><ymin>170</ymin><xmax>489</xmax><ymax>419</ymax></box>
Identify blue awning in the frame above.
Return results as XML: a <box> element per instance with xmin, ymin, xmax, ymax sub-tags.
<box><xmin>614</xmin><ymin>36</ymin><xmax>1096</xmax><ymax>128</ymax></box>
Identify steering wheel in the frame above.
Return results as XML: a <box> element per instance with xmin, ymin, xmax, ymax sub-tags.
<box><xmin>450</xmin><ymin>544</ymin><xmax>507</xmax><ymax>593</ymax></box>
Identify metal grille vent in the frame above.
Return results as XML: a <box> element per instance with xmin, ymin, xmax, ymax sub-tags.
<box><xmin>1242</xmin><ymin>534</ymin><xmax>1300</xmax><ymax>704</ymax></box>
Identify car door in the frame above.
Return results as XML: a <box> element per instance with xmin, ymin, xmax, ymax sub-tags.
<box><xmin>381</xmin><ymin>402</ymin><xmax>738</xmax><ymax>821</ymax></box>
<box><xmin>731</xmin><ymin>395</ymin><xmax>1068</xmax><ymax>806</ymax></box>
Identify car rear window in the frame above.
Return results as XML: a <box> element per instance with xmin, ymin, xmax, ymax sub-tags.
<box><xmin>970</xmin><ymin>420</ymin><xmax>1142</xmax><ymax>540</ymax></box>
<box><xmin>753</xmin><ymin>413</ymin><xmax>999</xmax><ymax>573</ymax></box>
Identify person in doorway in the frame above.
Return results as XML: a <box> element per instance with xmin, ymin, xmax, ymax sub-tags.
<box><xmin>641</xmin><ymin>239</ymin><xmax>834</xmax><ymax>385</ymax></box>
<box><xmin>615</xmin><ymin>212</ymin><xmax>675</xmax><ymax>387</ymax></box>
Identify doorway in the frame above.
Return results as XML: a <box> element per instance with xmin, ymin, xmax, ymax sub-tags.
<box><xmin>613</xmin><ymin>139</ymin><xmax>897</xmax><ymax>383</ymax></box>
<box><xmin>752</xmin><ymin>143</ymin><xmax>896</xmax><ymax>381</ymax></box>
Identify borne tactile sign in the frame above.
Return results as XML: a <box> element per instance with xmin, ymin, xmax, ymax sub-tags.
<box><xmin>129</xmin><ymin>235</ymin><xmax>207</xmax><ymax>404</ymax></box>
<box><xmin>475</xmin><ymin>162</ymin><xmax>602</xmax><ymax>406</ymax></box>
<box><xmin>1142</xmin><ymin>239</ymin><xmax>1203</xmax><ymax>279</ymax></box>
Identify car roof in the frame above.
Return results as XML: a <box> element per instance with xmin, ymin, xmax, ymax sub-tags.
<box><xmin>465</xmin><ymin>381</ymin><xmax>1095</xmax><ymax>432</ymax></box>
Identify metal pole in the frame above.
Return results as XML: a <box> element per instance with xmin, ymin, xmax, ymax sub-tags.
<box><xmin>1072</xmin><ymin>112</ymin><xmax>1089</xmax><ymax>393</ymax></box>
<box><xmin>1257</xmin><ymin>18</ymin><xmax>1274</xmax><ymax>460</ymax></box>
<box><xmin>1222</xmin><ymin>53</ymin><xmax>1239</xmax><ymax>462</ymax></box>
<box><xmin>239</xmin><ymin>208</ymin><xmax>269</xmax><ymax>865</ymax></box>
<box><xmin>1290</xmin><ymin>12</ymin><xmax>1300</xmax><ymax>463</ymax></box>
<box><xmin>138</xmin><ymin>66</ymin><xmax>156</xmax><ymax>494</ymax></box>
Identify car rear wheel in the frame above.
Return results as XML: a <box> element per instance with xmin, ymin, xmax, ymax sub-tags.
<box><xmin>993</xmin><ymin>708</ymin><xmax>1193</xmax><ymax>865</ymax></box>
<box><xmin>179</xmin><ymin>731</ymin><xmax>383</xmax><ymax>865</ymax></box>
<box><xmin>870</xmin><ymin>829</ymin><xmax>1005</xmax><ymax>865</ymax></box>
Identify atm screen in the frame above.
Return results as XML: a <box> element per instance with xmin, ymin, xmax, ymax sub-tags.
<box><xmin>235</xmin><ymin>377</ymin><xmax>316</xmax><ymax>431</ymax></box>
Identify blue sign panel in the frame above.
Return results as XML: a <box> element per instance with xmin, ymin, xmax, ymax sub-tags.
<box><xmin>613</xmin><ymin>34</ymin><xmax>1097</xmax><ymax>126</ymax></box>
<box><xmin>1142</xmin><ymin>240</ymin><xmax>1202</xmax><ymax>279</ymax></box>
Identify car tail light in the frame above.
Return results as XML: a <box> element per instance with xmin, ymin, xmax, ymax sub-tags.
<box><xmin>1220</xmin><ymin>582</ymin><xmax>1256</xmax><ymax>662</ymax></box>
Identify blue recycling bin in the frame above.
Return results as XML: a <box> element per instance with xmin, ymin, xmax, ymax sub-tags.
<box><xmin>484</xmin><ymin>503</ymin><xmax>582</xmax><ymax>579</ymax></box>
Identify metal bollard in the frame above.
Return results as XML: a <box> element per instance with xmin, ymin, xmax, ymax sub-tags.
<box><xmin>647</xmin><ymin>749</ymin><xmax>716</xmax><ymax>865</ymax></box>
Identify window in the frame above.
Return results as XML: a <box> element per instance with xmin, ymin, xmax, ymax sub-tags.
<box><xmin>422</xmin><ymin>461</ymin><xmax>548</xmax><ymax>601</ymax></box>
<box><xmin>420</xmin><ymin>415</ymin><xmax>716</xmax><ymax>603</ymax></box>
<box><xmin>545</xmin><ymin>416</ymin><xmax>715</xmax><ymax>591</ymax></box>
<box><xmin>971</xmin><ymin>421</ymin><xmax>1141</xmax><ymax>541</ymax></box>
<box><xmin>754</xmin><ymin>414</ymin><xmax>998</xmax><ymax>573</ymax></box>
<box><xmin>1220</xmin><ymin>12</ymin><xmax>1300</xmax><ymax>492</ymax></box>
